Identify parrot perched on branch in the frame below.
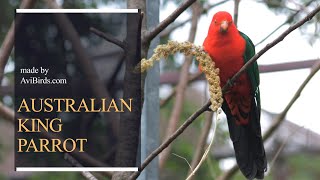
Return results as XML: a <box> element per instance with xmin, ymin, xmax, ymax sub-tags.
<box><xmin>202</xmin><ymin>11</ymin><xmax>267</xmax><ymax>179</ymax></box>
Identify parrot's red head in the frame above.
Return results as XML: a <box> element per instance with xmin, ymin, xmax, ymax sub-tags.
<box><xmin>201</xmin><ymin>11</ymin><xmax>244</xmax><ymax>72</ymax></box>
<box><xmin>208</xmin><ymin>11</ymin><xmax>236</xmax><ymax>35</ymax></box>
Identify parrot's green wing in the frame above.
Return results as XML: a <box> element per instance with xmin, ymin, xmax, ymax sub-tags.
<box><xmin>239</xmin><ymin>31</ymin><xmax>259</xmax><ymax>88</ymax></box>
<box><xmin>239</xmin><ymin>31</ymin><xmax>261</xmax><ymax>115</ymax></box>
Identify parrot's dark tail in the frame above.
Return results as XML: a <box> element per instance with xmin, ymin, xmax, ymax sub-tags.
<box><xmin>222</xmin><ymin>98</ymin><xmax>267</xmax><ymax>180</ymax></box>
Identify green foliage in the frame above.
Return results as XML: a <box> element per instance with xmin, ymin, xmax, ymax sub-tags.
<box><xmin>161</xmin><ymin>98</ymin><xmax>224</xmax><ymax>179</ymax></box>
<box><xmin>287</xmin><ymin>154</ymin><xmax>320</xmax><ymax>180</ymax></box>
<box><xmin>0</xmin><ymin>1</ymin><xmax>18</xmax><ymax>41</ymax></box>
<box><xmin>261</xmin><ymin>0</ymin><xmax>320</xmax><ymax>44</ymax></box>
<box><xmin>166</xmin><ymin>139</ymin><xmax>193</xmax><ymax>176</ymax></box>
<box><xmin>206</xmin><ymin>155</ymin><xmax>220</xmax><ymax>178</ymax></box>
<box><xmin>161</xmin><ymin>97</ymin><xmax>204</xmax><ymax>128</ymax></box>
<box><xmin>264</xmin><ymin>0</ymin><xmax>286</xmax><ymax>10</ymax></box>
<box><xmin>241</xmin><ymin>154</ymin><xmax>320</xmax><ymax>180</ymax></box>
<box><xmin>0</xmin><ymin>142</ymin><xmax>3</xmax><ymax>162</ymax></box>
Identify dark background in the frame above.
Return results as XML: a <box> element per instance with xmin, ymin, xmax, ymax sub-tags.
<box><xmin>14</xmin><ymin>12</ymin><xmax>140</xmax><ymax>168</ymax></box>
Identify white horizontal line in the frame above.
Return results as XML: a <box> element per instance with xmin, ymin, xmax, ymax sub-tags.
<box><xmin>16</xmin><ymin>9</ymin><xmax>139</xmax><ymax>13</ymax></box>
<box><xmin>16</xmin><ymin>167</ymin><xmax>138</xmax><ymax>172</ymax></box>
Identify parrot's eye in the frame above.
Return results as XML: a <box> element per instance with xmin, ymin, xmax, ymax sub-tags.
<box><xmin>214</xmin><ymin>20</ymin><xmax>217</xmax><ymax>24</ymax></box>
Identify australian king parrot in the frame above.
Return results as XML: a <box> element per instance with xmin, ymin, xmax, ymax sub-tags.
<box><xmin>202</xmin><ymin>11</ymin><xmax>267</xmax><ymax>179</ymax></box>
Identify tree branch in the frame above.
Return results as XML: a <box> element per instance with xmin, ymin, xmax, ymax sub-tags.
<box><xmin>129</xmin><ymin>101</ymin><xmax>210</xmax><ymax>180</ymax></box>
<box><xmin>129</xmin><ymin>5</ymin><xmax>320</xmax><ymax>179</ymax></box>
<box><xmin>187</xmin><ymin>113</ymin><xmax>218</xmax><ymax>180</ymax></box>
<box><xmin>255</xmin><ymin>0</ymin><xmax>315</xmax><ymax>46</ymax></box>
<box><xmin>159</xmin><ymin>18</ymin><xmax>191</xmax><ymax>38</ymax></box>
<box><xmin>111</xmin><ymin>8</ymin><xmax>143</xmax><ymax>180</ymax></box>
<box><xmin>217</xmin><ymin>60</ymin><xmax>320</xmax><ymax>180</ymax></box>
<box><xmin>259</xmin><ymin>59</ymin><xmax>319</xmax><ymax>73</ymax></box>
<box><xmin>268</xmin><ymin>126</ymin><xmax>303</xmax><ymax>172</ymax></box>
<box><xmin>187</xmin><ymin>111</ymin><xmax>213</xmax><ymax>180</ymax></box>
<box><xmin>159</xmin><ymin>59</ymin><xmax>319</xmax><ymax>85</ymax></box>
<box><xmin>90</xmin><ymin>27</ymin><xmax>126</xmax><ymax>50</ymax></box>
<box><xmin>159</xmin><ymin>2</ymin><xmax>202</xmax><ymax>169</ymax></box>
<box><xmin>159</xmin><ymin>0</ymin><xmax>231</xmax><ymax>107</ymax></box>
<box><xmin>159</xmin><ymin>0</ymin><xmax>230</xmax><ymax>38</ymax></box>
<box><xmin>204</xmin><ymin>0</ymin><xmax>231</xmax><ymax>11</ymax></box>
<box><xmin>64</xmin><ymin>153</ymin><xmax>98</xmax><ymax>180</ymax></box>
<box><xmin>224</xmin><ymin>4</ymin><xmax>320</xmax><ymax>93</ymax></box>
<box><xmin>0</xmin><ymin>0</ymin><xmax>37</xmax><ymax>84</ymax></box>
<box><xmin>160</xmin><ymin>72</ymin><xmax>202</xmax><ymax>107</ymax></box>
<box><xmin>143</xmin><ymin>0</ymin><xmax>197</xmax><ymax>43</ymax></box>
<box><xmin>233</xmin><ymin>0</ymin><xmax>240</xmax><ymax>27</ymax></box>
<box><xmin>113</xmin><ymin>10</ymin><xmax>142</xmax><ymax>168</ymax></box>
<box><xmin>46</xmin><ymin>0</ymin><xmax>111</xmax><ymax>99</ymax></box>
<box><xmin>263</xmin><ymin>61</ymin><xmax>320</xmax><ymax>141</ymax></box>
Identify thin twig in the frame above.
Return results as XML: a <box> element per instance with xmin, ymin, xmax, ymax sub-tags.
<box><xmin>0</xmin><ymin>0</ymin><xmax>37</xmax><ymax>84</ymax></box>
<box><xmin>160</xmin><ymin>18</ymin><xmax>191</xmax><ymax>38</ymax></box>
<box><xmin>159</xmin><ymin>0</ymin><xmax>230</xmax><ymax>107</ymax></box>
<box><xmin>143</xmin><ymin>0</ymin><xmax>197</xmax><ymax>43</ymax></box>
<box><xmin>160</xmin><ymin>0</ymin><xmax>314</xmax><ymax>107</ymax></box>
<box><xmin>160</xmin><ymin>72</ymin><xmax>202</xmax><ymax>107</ymax></box>
<box><xmin>206</xmin><ymin>155</ymin><xmax>217</xmax><ymax>179</ymax></box>
<box><xmin>90</xmin><ymin>27</ymin><xmax>126</xmax><ymax>50</ymax></box>
<box><xmin>158</xmin><ymin>58</ymin><xmax>194</xmax><ymax>169</ymax></box>
<box><xmin>46</xmin><ymin>0</ymin><xmax>120</xmax><ymax>151</ymax></box>
<box><xmin>159</xmin><ymin>2</ymin><xmax>202</xmax><ymax>169</ymax></box>
<box><xmin>233</xmin><ymin>0</ymin><xmax>240</xmax><ymax>27</ymax></box>
<box><xmin>186</xmin><ymin>112</ymin><xmax>217</xmax><ymax>180</ymax></box>
<box><xmin>204</xmin><ymin>0</ymin><xmax>231</xmax><ymax>11</ymax></box>
<box><xmin>263</xmin><ymin>60</ymin><xmax>320</xmax><ymax>142</ymax></box>
<box><xmin>46</xmin><ymin>0</ymin><xmax>110</xmax><ymax>99</ymax></box>
<box><xmin>218</xmin><ymin>60</ymin><xmax>320</xmax><ymax>180</ymax></box>
<box><xmin>268</xmin><ymin>126</ymin><xmax>304</xmax><ymax>172</ymax></box>
<box><xmin>187</xmin><ymin>111</ymin><xmax>213</xmax><ymax>180</ymax></box>
<box><xmin>129</xmin><ymin>101</ymin><xmax>210</xmax><ymax>180</ymax></box>
<box><xmin>255</xmin><ymin>0</ymin><xmax>315</xmax><ymax>46</ymax></box>
<box><xmin>159</xmin><ymin>0</ymin><xmax>230</xmax><ymax>38</ymax></box>
<box><xmin>255</xmin><ymin>22</ymin><xmax>287</xmax><ymax>47</ymax></box>
<box><xmin>223</xmin><ymin>4</ymin><xmax>320</xmax><ymax>93</ymax></box>
<box><xmin>159</xmin><ymin>59</ymin><xmax>318</xmax><ymax>85</ymax></box>
<box><xmin>64</xmin><ymin>153</ymin><xmax>98</xmax><ymax>180</ymax></box>
<box><xmin>172</xmin><ymin>153</ymin><xmax>192</xmax><ymax>170</ymax></box>
<box><xmin>129</xmin><ymin>5</ymin><xmax>320</xmax><ymax>180</ymax></box>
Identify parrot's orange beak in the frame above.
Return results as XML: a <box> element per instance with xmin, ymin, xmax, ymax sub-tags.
<box><xmin>220</xmin><ymin>20</ymin><xmax>229</xmax><ymax>33</ymax></box>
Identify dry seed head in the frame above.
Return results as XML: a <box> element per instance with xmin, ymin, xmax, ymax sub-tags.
<box><xmin>136</xmin><ymin>40</ymin><xmax>223</xmax><ymax>111</ymax></box>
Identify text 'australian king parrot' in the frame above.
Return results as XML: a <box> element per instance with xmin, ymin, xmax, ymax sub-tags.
<box><xmin>202</xmin><ymin>11</ymin><xmax>267</xmax><ymax>179</ymax></box>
